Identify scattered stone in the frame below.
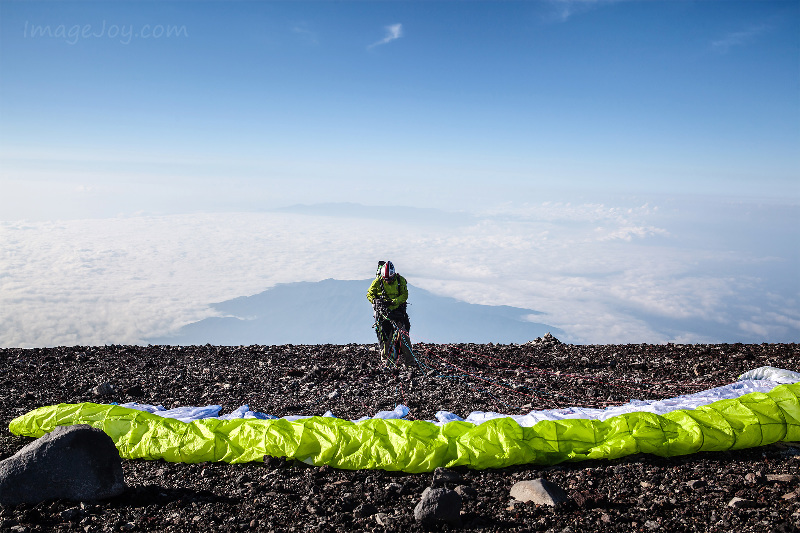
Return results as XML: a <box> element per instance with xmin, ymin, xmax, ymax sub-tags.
<box><xmin>572</xmin><ymin>490</ymin><xmax>604</xmax><ymax>508</ymax></box>
<box><xmin>686</xmin><ymin>479</ymin><xmax>707</xmax><ymax>490</ymax></box>
<box><xmin>767</xmin><ymin>474</ymin><xmax>797</xmax><ymax>483</ymax></box>
<box><xmin>353</xmin><ymin>502</ymin><xmax>377</xmax><ymax>518</ymax></box>
<box><xmin>728</xmin><ymin>497</ymin><xmax>759</xmax><ymax>509</ymax></box>
<box><xmin>454</xmin><ymin>485</ymin><xmax>478</xmax><ymax>500</ymax></box>
<box><xmin>645</xmin><ymin>520</ymin><xmax>660</xmax><ymax>530</ymax></box>
<box><xmin>91</xmin><ymin>382</ymin><xmax>115</xmax><ymax>396</ymax></box>
<box><xmin>510</xmin><ymin>478</ymin><xmax>570</xmax><ymax>507</ymax></box>
<box><xmin>526</xmin><ymin>332</ymin><xmax>562</xmax><ymax>347</ymax></box>
<box><xmin>61</xmin><ymin>507</ymin><xmax>83</xmax><ymax>521</ymax></box>
<box><xmin>414</xmin><ymin>487</ymin><xmax>462</xmax><ymax>525</ymax></box>
<box><xmin>0</xmin><ymin>425</ymin><xmax>125</xmax><ymax>505</ymax></box>
<box><xmin>124</xmin><ymin>384</ymin><xmax>144</xmax><ymax>396</ymax></box>
<box><xmin>263</xmin><ymin>455</ymin><xmax>290</xmax><ymax>469</ymax></box>
<box><xmin>385</xmin><ymin>482</ymin><xmax>403</xmax><ymax>493</ymax></box>
<box><xmin>1</xmin><ymin>342</ymin><xmax>798</xmax><ymax>531</ymax></box>
<box><xmin>328</xmin><ymin>390</ymin><xmax>340</xmax><ymax>400</ymax></box>
<box><xmin>306</xmin><ymin>504</ymin><xmax>322</xmax><ymax>515</ymax></box>
<box><xmin>432</xmin><ymin>467</ymin><xmax>463</xmax><ymax>487</ymax></box>
<box><xmin>744</xmin><ymin>471</ymin><xmax>765</xmax><ymax>484</ymax></box>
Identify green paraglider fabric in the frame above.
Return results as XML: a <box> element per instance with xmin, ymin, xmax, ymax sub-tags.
<box><xmin>9</xmin><ymin>383</ymin><xmax>800</xmax><ymax>473</ymax></box>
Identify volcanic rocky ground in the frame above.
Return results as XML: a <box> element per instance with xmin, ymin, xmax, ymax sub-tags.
<box><xmin>1</xmin><ymin>338</ymin><xmax>799</xmax><ymax>532</ymax></box>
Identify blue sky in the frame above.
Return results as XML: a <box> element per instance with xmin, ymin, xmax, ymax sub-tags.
<box><xmin>1</xmin><ymin>0</ymin><xmax>798</xmax><ymax>217</ymax></box>
<box><xmin>0</xmin><ymin>1</ymin><xmax>798</xmax><ymax>346</ymax></box>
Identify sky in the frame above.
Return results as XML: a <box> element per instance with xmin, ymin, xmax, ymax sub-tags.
<box><xmin>0</xmin><ymin>0</ymin><xmax>798</xmax><ymax>347</ymax></box>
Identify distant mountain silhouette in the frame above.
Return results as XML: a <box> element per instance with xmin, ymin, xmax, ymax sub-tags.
<box><xmin>148</xmin><ymin>279</ymin><xmax>564</xmax><ymax>345</ymax></box>
<box><xmin>270</xmin><ymin>203</ymin><xmax>476</xmax><ymax>227</ymax></box>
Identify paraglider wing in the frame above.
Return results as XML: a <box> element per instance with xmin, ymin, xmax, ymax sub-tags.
<box><xmin>9</xmin><ymin>378</ymin><xmax>800</xmax><ymax>473</ymax></box>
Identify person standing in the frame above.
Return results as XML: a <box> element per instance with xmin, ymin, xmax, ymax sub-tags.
<box><xmin>367</xmin><ymin>261</ymin><xmax>412</xmax><ymax>365</ymax></box>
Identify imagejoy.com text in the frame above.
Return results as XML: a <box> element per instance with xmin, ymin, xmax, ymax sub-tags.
<box><xmin>23</xmin><ymin>21</ymin><xmax>189</xmax><ymax>45</ymax></box>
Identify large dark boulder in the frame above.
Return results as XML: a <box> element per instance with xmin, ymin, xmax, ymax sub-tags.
<box><xmin>0</xmin><ymin>425</ymin><xmax>125</xmax><ymax>505</ymax></box>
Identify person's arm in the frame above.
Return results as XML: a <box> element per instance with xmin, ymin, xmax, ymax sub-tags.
<box><xmin>366</xmin><ymin>278</ymin><xmax>381</xmax><ymax>304</ymax></box>
<box><xmin>393</xmin><ymin>275</ymin><xmax>408</xmax><ymax>306</ymax></box>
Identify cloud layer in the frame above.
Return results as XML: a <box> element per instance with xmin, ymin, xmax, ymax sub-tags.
<box><xmin>0</xmin><ymin>199</ymin><xmax>796</xmax><ymax>347</ymax></box>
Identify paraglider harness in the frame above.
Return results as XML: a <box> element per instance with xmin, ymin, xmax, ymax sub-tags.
<box><xmin>373</xmin><ymin>261</ymin><xmax>414</xmax><ymax>367</ymax></box>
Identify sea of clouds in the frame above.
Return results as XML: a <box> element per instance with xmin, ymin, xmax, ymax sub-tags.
<box><xmin>1</xmin><ymin>198</ymin><xmax>797</xmax><ymax>348</ymax></box>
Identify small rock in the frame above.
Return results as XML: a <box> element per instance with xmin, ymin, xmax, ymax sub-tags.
<box><xmin>510</xmin><ymin>478</ymin><xmax>570</xmax><ymax>507</ymax></box>
<box><xmin>92</xmin><ymin>382</ymin><xmax>116</xmax><ymax>396</ymax></box>
<box><xmin>328</xmin><ymin>390</ymin><xmax>340</xmax><ymax>400</ymax></box>
<box><xmin>306</xmin><ymin>504</ymin><xmax>321</xmax><ymax>515</ymax></box>
<box><xmin>414</xmin><ymin>487</ymin><xmax>462</xmax><ymax>525</ymax></box>
<box><xmin>385</xmin><ymin>482</ymin><xmax>403</xmax><ymax>493</ymax></box>
<box><xmin>124</xmin><ymin>384</ymin><xmax>144</xmax><ymax>396</ymax></box>
<box><xmin>728</xmin><ymin>497</ymin><xmax>759</xmax><ymax>509</ymax></box>
<box><xmin>61</xmin><ymin>507</ymin><xmax>83</xmax><ymax>521</ymax></box>
<box><xmin>353</xmin><ymin>502</ymin><xmax>377</xmax><ymax>518</ymax></box>
<box><xmin>263</xmin><ymin>455</ymin><xmax>289</xmax><ymax>469</ymax></box>
<box><xmin>375</xmin><ymin>512</ymin><xmax>391</xmax><ymax>526</ymax></box>
<box><xmin>782</xmin><ymin>492</ymin><xmax>798</xmax><ymax>501</ymax></box>
<box><xmin>744</xmin><ymin>472</ymin><xmax>765</xmax><ymax>484</ymax></box>
<box><xmin>454</xmin><ymin>485</ymin><xmax>477</xmax><ymax>500</ymax></box>
<box><xmin>767</xmin><ymin>474</ymin><xmax>797</xmax><ymax>483</ymax></box>
<box><xmin>432</xmin><ymin>467</ymin><xmax>463</xmax><ymax>487</ymax></box>
<box><xmin>686</xmin><ymin>479</ymin><xmax>707</xmax><ymax>490</ymax></box>
<box><xmin>645</xmin><ymin>520</ymin><xmax>659</xmax><ymax>530</ymax></box>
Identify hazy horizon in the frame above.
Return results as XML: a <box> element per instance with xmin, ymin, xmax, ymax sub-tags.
<box><xmin>1</xmin><ymin>198</ymin><xmax>797</xmax><ymax>348</ymax></box>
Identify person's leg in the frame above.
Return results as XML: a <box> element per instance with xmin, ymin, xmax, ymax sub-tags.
<box><xmin>387</xmin><ymin>308</ymin><xmax>413</xmax><ymax>365</ymax></box>
<box><xmin>378</xmin><ymin>318</ymin><xmax>393</xmax><ymax>364</ymax></box>
<box><xmin>399</xmin><ymin>312</ymin><xmax>415</xmax><ymax>365</ymax></box>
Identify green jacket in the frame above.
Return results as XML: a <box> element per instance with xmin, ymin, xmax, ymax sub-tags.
<box><xmin>367</xmin><ymin>274</ymin><xmax>408</xmax><ymax>310</ymax></box>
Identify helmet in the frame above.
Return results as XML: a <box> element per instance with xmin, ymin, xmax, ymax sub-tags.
<box><xmin>381</xmin><ymin>261</ymin><xmax>396</xmax><ymax>281</ymax></box>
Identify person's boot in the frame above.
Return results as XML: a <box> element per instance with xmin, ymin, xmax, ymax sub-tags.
<box><xmin>401</xmin><ymin>341</ymin><xmax>415</xmax><ymax>366</ymax></box>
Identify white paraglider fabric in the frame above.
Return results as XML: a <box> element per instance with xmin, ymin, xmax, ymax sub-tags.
<box><xmin>118</xmin><ymin>365</ymin><xmax>799</xmax><ymax>427</ymax></box>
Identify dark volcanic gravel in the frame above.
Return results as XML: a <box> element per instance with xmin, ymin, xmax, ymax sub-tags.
<box><xmin>1</xmin><ymin>340</ymin><xmax>799</xmax><ymax>531</ymax></box>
